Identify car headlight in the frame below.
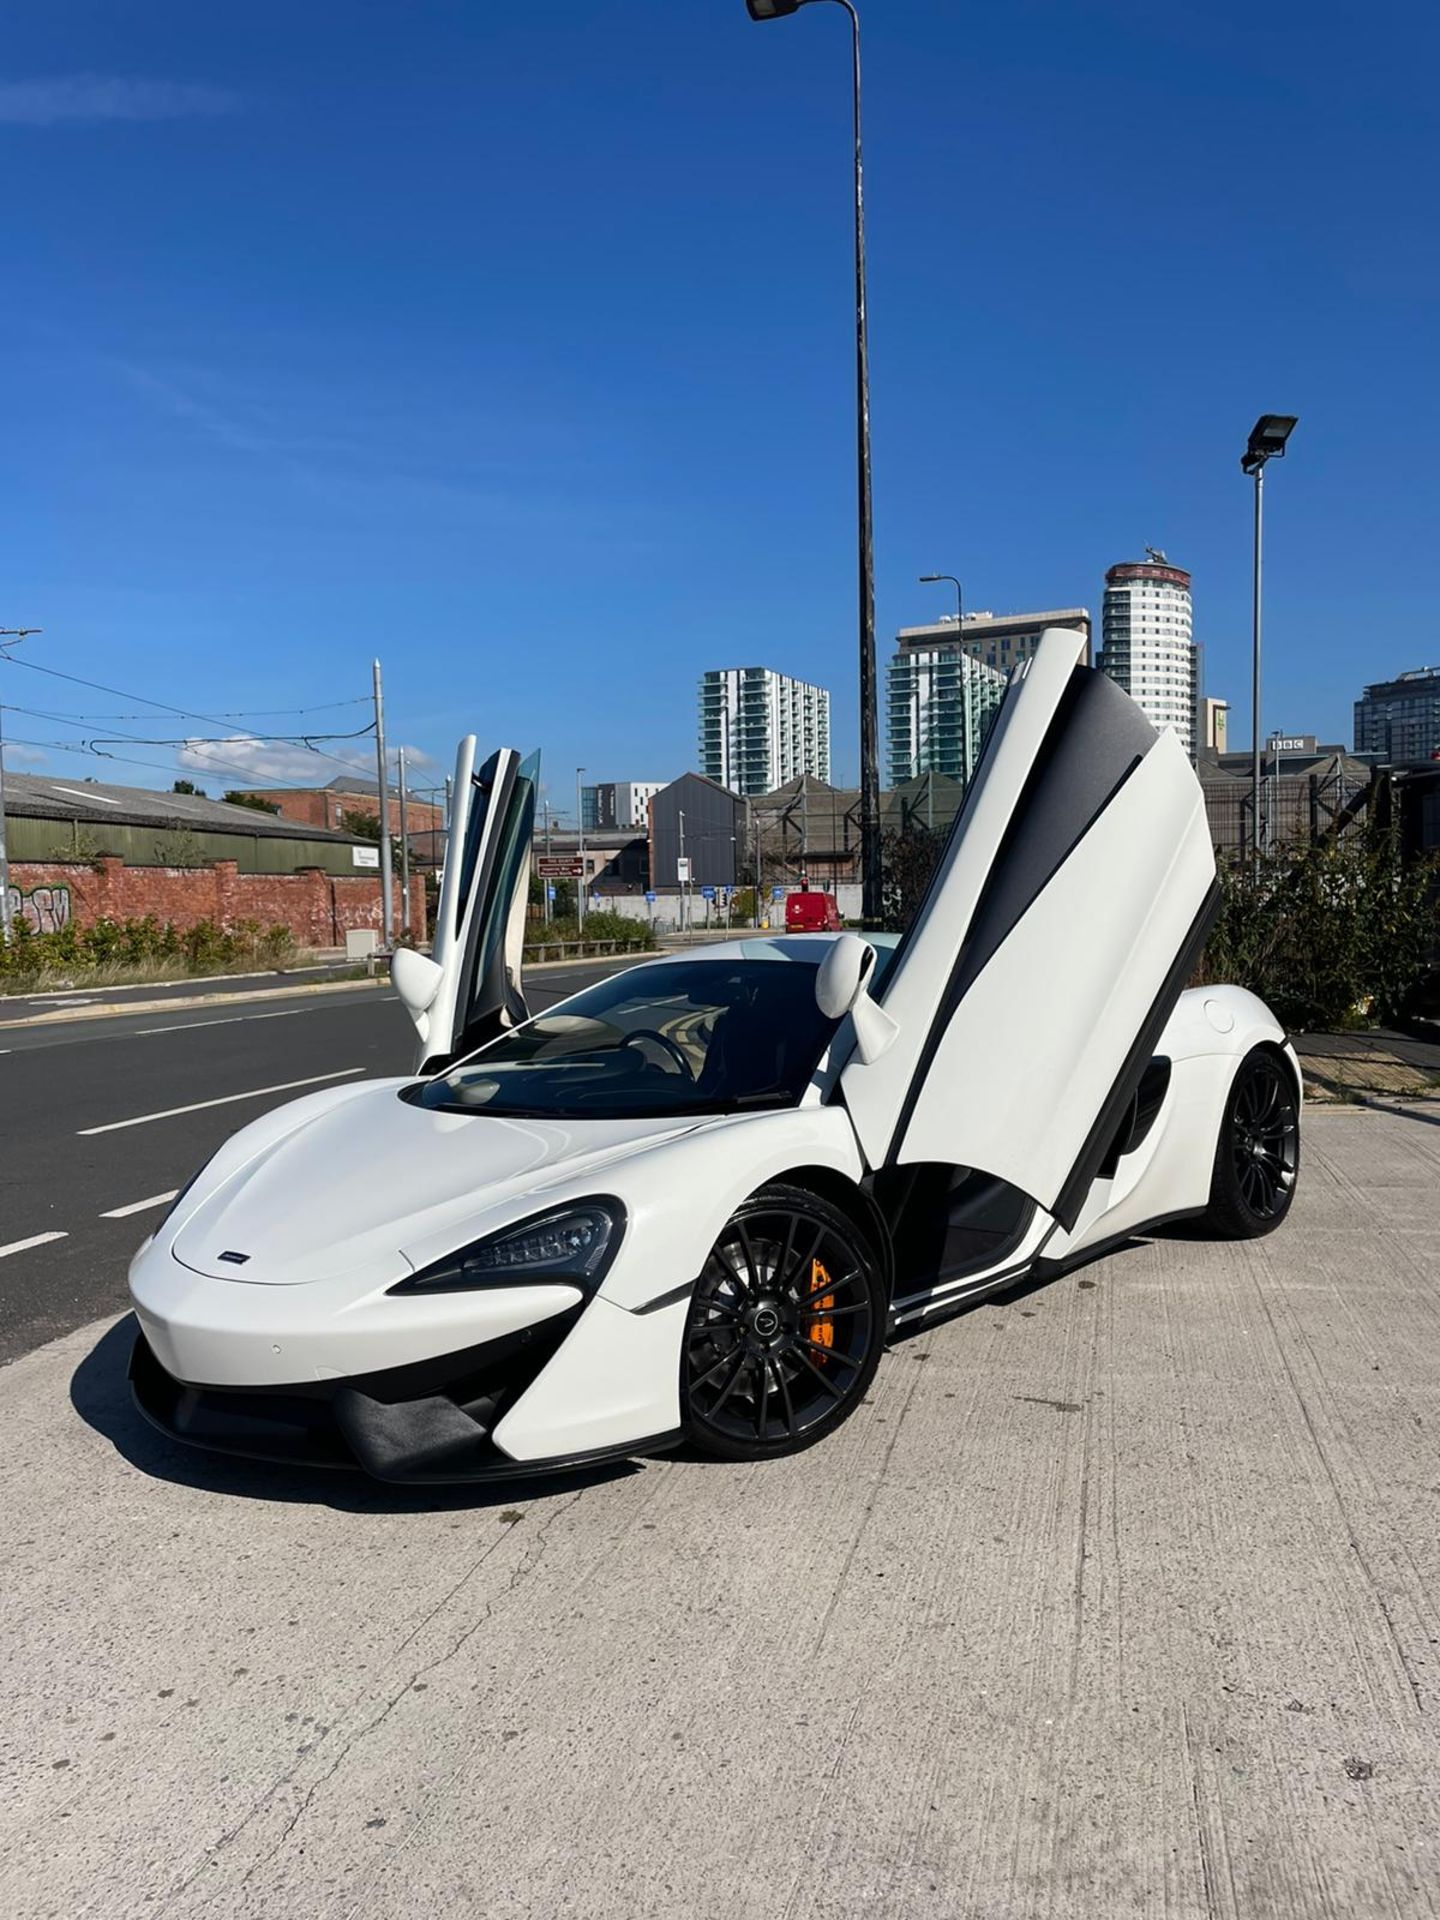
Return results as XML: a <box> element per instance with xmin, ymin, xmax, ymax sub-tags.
<box><xmin>389</xmin><ymin>1199</ymin><xmax>625</xmax><ymax>1296</ymax></box>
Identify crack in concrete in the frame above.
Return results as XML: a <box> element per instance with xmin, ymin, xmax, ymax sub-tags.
<box><xmin>152</xmin><ymin>1497</ymin><xmax>581</xmax><ymax>1917</ymax></box>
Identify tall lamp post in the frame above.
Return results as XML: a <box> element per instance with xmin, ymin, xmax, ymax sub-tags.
<box><xmin>1240</xmin><ymin>414</ymin><xmax>1298</xmax><ymax>870</ymax></box>
<box><xmin>0</xmin><ymin>627</ymin><xmax>43</xmax><ymax>945</ymax></box>
<box><xmin>919</xmin><ymin>572</ymin><xmax>963</xmax><ymax>634</ymax></box>
<box><xmin>919</xmin><ymin>572</ymin><xmax>969</xmax><ymax>787</ymax></box>
<box><xmin>746</xmin><ymin>0</ymin><xmax>881</xmax><ymax>924</ymax></box>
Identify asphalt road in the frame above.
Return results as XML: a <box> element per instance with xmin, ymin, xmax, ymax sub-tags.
<box><xmin>0</xmin><ymin>960</ymin><xmax>617</xmax><ymax>1366</ymax></box>
<box><xmin>0</xmin><ymin>959</ymin><xmax>365</xmax><ymax>1023</ymax></box>
<box><xmin>2</xmin><ymin>1107</ymin><xmax>1438</xmax><ymax>1917</ymax></box>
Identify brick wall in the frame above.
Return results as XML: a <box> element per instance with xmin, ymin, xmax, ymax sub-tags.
<box><xmin>8</xmin><ymin>857</ymin><xmax>426</xmax><ymax>947</ymax></box>
<box><xmin>239</xmin><ymin>789</ymin><xmax>444</xmax><ymax>835</ymax></box>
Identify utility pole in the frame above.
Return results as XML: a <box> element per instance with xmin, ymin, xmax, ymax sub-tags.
<box><xmin>396</xmin><ymin>746</ymin><xmax>410</xmax><ymax>939</ymax></box>
<box><xmin>372</xmin><ymin>659</ymin><xmax>394</xmax><ymax>949</ymax></box>
<box><xmin>576</xmin><ymin>767</ymin><xmax>586</xmax><ymax>933</ymax></box>
<box><xmin>0</xmin><ymin>629</ymin><xmax>42</xmax><ymax>945</ymax></box>
<box><xmin>753</xmin><ymin>805</ymin><xmax>763</xmax><ymax>928</ymax></box>
<box><xmin>678</xmin><ymin>808</ymin><xmax>686</xmax><ymax>935</ymax></box>
<box><xmin>542</xmin><ymin>799</ymin><xmax>553</xmax><ymax>924</ymax></box>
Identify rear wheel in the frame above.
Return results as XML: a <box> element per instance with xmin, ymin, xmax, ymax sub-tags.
<box><xmin>1200</xmin><ymin>1047</ymin><xmax>1300</xmax><ymax>1238</ymax></box>
<box><xmin>682</xmin><ymin>1184</ymin><xmax>885</xmax><ymax>1461</ymax></box>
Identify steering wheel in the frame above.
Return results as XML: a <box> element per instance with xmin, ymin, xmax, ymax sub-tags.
<box><xmin>618</xmin><ymin>1028</ymin><xmax>695</xmax><ymax>1080</ymax></box>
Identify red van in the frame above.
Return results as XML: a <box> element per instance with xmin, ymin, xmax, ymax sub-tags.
<box><xmin>784</xmin><ymin>890</ymin><xmax>844</xmax><ymax>933</ymax></box>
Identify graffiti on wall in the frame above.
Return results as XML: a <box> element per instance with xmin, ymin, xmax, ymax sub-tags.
<box><xmin>5</xmin><ymin>884</ymin><xmax>73</xmax><ymax>934</ymax></box>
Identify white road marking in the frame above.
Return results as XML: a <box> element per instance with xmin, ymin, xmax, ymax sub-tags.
<box><xmin>76</xmin><ymin>1068</ymin><xmax>366</xmax><ymax>1136</ymax></box>
<box><xmin>137</xmin><ymin>1007</ymin><xmax>313</xmax><ymax>1035</ymax></box>
<box><xmin>0</xmin><ymin>1231</ymin><xmax>69</xmax><ymax>1260</ymax></box>
<box><xmin>100</xmin><ymin>1190</ymin><xmax>180</xmax><ymax>1220</ymax></box>
<box><xmin>136</xmin><ymin>1016</ymin><xmax>248</xmax><ymax>1035</ymax></box>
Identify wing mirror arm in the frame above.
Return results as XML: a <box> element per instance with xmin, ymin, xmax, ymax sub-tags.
<box><xmin>815</xmin><ymin>933</ymin><xmax>898</xmax><ymax>1066</ymax></box>
<box><xmin>849</xmin><ymin>991</ymin><xmax>899</xmax><ymax>1066</ymax></box>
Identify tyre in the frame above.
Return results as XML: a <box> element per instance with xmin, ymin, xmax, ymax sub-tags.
<box><xmin>682</xmin><ymin>1183</ymin><xmax>886</xmax><ymax>1461</ymax></box>
<box><xmin>1200</xmin><ymin>1046</ymin><xmax>1300</xmax><ymax>1238</ymax></box>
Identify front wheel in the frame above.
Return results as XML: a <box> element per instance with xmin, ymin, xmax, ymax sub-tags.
<box><xmin>682</xmin><ymin>1184</ymin><xmax>886</xmax><ymax>1461</ymax></box>
<box><xmin>1200</xmin><ymin>1046</ymin><xmax>1300</xmax><ymax>1238</ymax></box>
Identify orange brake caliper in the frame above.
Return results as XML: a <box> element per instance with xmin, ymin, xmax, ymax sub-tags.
<box><xmin>807</xmin><ymin>1258</ymin><xmax>835</xmax><ymax>1357</ymax></box>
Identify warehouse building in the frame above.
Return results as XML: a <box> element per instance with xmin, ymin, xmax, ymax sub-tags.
<box><xmin>3</xmin><ymin>774</ymin><xmax>420</xmax><ymax>944</ymax></box>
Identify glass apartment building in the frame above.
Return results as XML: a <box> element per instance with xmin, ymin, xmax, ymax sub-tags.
<box><xmin>698</xmin><ymin>668</ymin><xmax>831</xmax><ymax>797</ymax></box>
<box><xmin>1354</xmin><ymin>668</ymin><xmax>1440</xmax><ymax>761</ymax></box>
<box><xmin>886</xmin><ymin>640</ymin><xmax>1008</xmax><ymax>788</ymax></box>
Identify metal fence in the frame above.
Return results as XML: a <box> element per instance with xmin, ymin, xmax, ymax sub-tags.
<box><xmin>1202</xmin><ymin>763</ymin><xmax>1376</xmax><ymax>864</ymax></box>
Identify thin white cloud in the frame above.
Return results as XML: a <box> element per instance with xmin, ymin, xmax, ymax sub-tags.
<box><xmin>0</xmin><ymin>75</ymin><xmax>240</xmax><ymax>128</ymax></box>
<box><xmin>5</xmin><ymin>742</ymin><xmax>48</xmax><ymax>767</ymax></box>
<box><xmin>177</xmin><ymin>736</ymin><xmax>438</xmax><ymax>789</ymax></box>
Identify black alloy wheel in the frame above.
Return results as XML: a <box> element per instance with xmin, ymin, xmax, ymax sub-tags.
<box><xmin>1202</xmin><ymin>1047</ymin><xmax>1300</xmax><ymax>1238</ymax></box>
<box><xmin>682</xmin><ymin>1184</ymin><xmax>885</xmax><ymax>1461</ymax></box>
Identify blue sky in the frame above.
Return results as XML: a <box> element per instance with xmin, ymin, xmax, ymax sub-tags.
<box><xmin>2</xmin><ymin>0</ymin><xmax>1435</xmax><ymax>810</ymax></box>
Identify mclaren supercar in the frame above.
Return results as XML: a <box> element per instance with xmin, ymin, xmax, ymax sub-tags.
<box><xmin>128</xmin><ymin>630</ymin><xmax>1300</xmax><ymax>1481</ymax></box>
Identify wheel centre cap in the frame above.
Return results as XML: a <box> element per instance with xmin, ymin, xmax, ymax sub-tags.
<box><xmin>749</xmin><ymin>1303</ymin><xmax>782</xmax><ymax>1341</ymax></box>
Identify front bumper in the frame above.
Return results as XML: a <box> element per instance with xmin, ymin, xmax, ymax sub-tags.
<box><xmin>129</xmin><ymin>1316</ymin><xmax>681</xmax><ymax>1485</ymax></box>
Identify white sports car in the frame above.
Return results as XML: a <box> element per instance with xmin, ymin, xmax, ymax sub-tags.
<box><xmin>128</xmin><ymin>631</ymin><xmax>1301</xmax><ymax>1482</ymax></box>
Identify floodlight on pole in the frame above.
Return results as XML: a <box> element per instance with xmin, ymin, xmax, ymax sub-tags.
<box><xmin>744</xmin><ymin>0</ymin><xmax>881</xmax><ymax>923</ymax></box>
<box><xmin>1239</xmin><ymin>413</ymin><xmax>1299</xmax><ymax>869</ymax></box>
<box><xmin>1241</xmin><ymin>413</ymin><xmax>1297</xmax><ymax>477</ymax></box>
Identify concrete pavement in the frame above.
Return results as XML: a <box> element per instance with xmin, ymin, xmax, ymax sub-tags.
<box><xmin>2</xmin><ymin>1107</ymin><xmax>1437</xmax><ymax>1917</ymax></box>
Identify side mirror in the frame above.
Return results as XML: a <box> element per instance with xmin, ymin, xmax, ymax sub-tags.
<box><xmin>815</xmin><ymin>933</ymin><xmax>898</xmax><ymax>1065</ymax></box>
<box><xmin>815</xmin><ymin>933</ymin><xmax>876</xmax><ymax>1018</ymax></box>
<box><xmin>391</xmin><ymin>947</ymin><xmax>443</xmax><ymax>1034</ymax></box>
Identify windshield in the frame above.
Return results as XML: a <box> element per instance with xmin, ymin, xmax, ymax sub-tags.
<box><xmin>406</xmin><ymin>958</ymin><xmax>841</xmax><ymax>1120</ymax></box>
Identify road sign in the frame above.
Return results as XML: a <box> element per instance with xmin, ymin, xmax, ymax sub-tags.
<box><xmin>536</xmin><ymin>856</ymin><xmax>583</xmax><ymax>878</ymax></box>
<box><xmin>772</xmin><ymin>886</ymin><xmax>785</xmax><ymax>900</ymax></box>
<box><xmin>645</xmin><ymin>891</ymin><xmax>656</xmax><ymax>904</ymax></box>
<box><xmin>676</xmin><ymin>857</ymin><xmax>692</xmax><ymax>884</ymax></box>
<box><xmin>700</xmin><ymin>885</ymin><xmax>716</xmax><ymax>901</ymax></box>
<box><xmin>546</xmin><ymin>884</ymin><xmax>556</xmax><ymax>901</ymax></box>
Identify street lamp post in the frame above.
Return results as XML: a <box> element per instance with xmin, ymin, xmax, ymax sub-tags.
<box><xmin>919</xmin><ymin>572</ymin><xmax>963</xmax><ymax>635</ymax></box>
<box><xmin>576</xmin><ymin>767</ymin><xmax>586</xmax><ymax>933</ymax></box>
<box><xmin>0</xmin><ymin>628</ymin><xmax>43</xmax><ymax>945</ymax></box>
<box><xmin>746</xmin><ymin>0</ymin><xmax>881</xmax><ymax>924</ymax></box>
<box><xmin>1240</xmin><ymin>414</ymin><xmax>1298</xmax><ymax>871</ymax></box>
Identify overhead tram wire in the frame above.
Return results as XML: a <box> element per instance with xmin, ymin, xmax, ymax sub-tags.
<box><xmin>1</xmin><ymin>701</ymin><xmax>378</xmax><ymax>789</ymax></box>
<box><xmin>0</xmin><ymin>730</ymin><xmax>352</xmax><ymax>794</ymax></box>
<box><xmin>0</xmin><ymin>695</ymin><xmax>373</xmax><ymax>725</ymax></box>
<box><xmin>0</xmin><ymin>653</ymin><xmax>380</xmax><ymax>781</ymax></box>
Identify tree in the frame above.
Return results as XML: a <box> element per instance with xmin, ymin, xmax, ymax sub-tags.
<box><xmin>223</xmin><ymin>790</ymin><xmax>281</xmax><ymax>815</ymax></box>
<box><xmin>172</xmin><ymin>778</ymin><xmax>206</xmax><ymax>797</ymax></box>
<box><xmin>339</xmin><ymin>807</ymin><xmax>381</xmax><ymax>840</ymax></box>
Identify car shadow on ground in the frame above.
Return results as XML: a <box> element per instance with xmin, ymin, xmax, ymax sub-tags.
<box><xmin>69</xmin><ymin>1316</ymin><xmax>651</xmax><ymax>1514</ymax></box>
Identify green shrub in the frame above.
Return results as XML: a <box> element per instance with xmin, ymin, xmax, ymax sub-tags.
<box><xmin>1196</xmin><ymin>829</ymin><xmax>1438</xmax><ymax>1030</ymax></box>
<box><xmin>524</xmin><ymin>910</ymin><xmax>654</xmax><ymax>955</ymax></box>
<box><xmin>0</xmin><ymin>914</ymin><xmax>298</xmax><ymax>985</ymax></box>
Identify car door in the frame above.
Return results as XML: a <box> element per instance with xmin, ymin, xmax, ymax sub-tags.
<box><xmin>396</xmin><ymin>739</ymin><xmax>539</xmax><ymax>1073</ymax></box>
<box><xmin>840</xmin><ymin>628</ymin><xmax>1218</xmax><ymax>1231</ymax></box>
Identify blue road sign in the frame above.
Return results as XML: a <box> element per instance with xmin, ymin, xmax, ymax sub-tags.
<box><xmin>700</xmin><ymin>885</ymin><xmax>716</xmax><ymax>900</ymax></box>
<box><xmin>645</xmin><ymin>890</ymin><xmax>656</xmax><ymax>904</ymax></box>
<box><xmin>546</xmin><ymin>884</ymin><xmax>556</xmax><ymax>900</ymax></box>
<box><xmin>772</xmin><ymin>886</ymin><xmax>785</xmax><ymax>900</ymax></box>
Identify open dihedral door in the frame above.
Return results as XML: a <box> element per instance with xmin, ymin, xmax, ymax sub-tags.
<box><xmin>396</xmin><ymin>739</ymin><xmax>538</xmax><ymax>1073</ymax></box>
<box><xmin>841</xmin><ymin>629</ymin><xmax>1218</xmax><ymax>1230</ymax></box>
